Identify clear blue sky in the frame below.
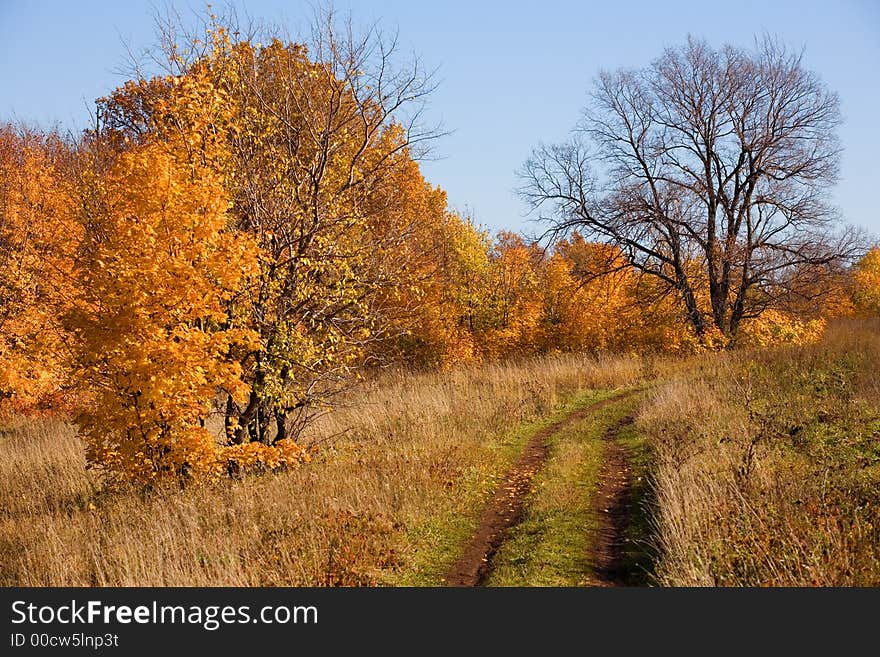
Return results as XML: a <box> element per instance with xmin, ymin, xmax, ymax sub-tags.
<box><xmin>1</xmin><ymin>0</ymin><xmax>878</xmax><ymax>237</ymax></box>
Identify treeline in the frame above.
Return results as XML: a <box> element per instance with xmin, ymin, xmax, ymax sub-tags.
<box><xmin>0</xmin><ymin>14</ymin><xmax>877</xmax><ymax>484</ymax></box>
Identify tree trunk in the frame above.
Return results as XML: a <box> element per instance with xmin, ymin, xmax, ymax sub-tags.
<box><xmin>681</xmin><ymin>285</ymin><xmax>706</xmax><ymax>337</ymax></box>
<box><xmin>274</xmin><ymin>409</ymin><xmax>288</xmax><ymax>444</ymax></box>
<box><xmin>233</xmin><ymin>391</ymin><xmax>260</xmax><ymax>444</ymax></box>
<box><xmin>224</xmin><ymin>394</ymin><xmax>237</xmax><ymax>443</ymax></box>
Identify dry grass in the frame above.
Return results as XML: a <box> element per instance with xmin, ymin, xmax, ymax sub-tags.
<box><xmin>0</xmin><ymin>352</ymin><xmax>642</xmax><ymax>586</ymax></box>
<box><xmin>12</xmin><ymin>322</ymin><xmax>874</xmax><ymax>588</ymax></box>
<box><xmin>640</xmin><ymin>319</ymin><xmax>880</xmax><ymax>586</ymax></box>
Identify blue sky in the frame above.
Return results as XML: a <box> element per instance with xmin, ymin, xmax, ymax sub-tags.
<box><xmin>1</xmin><ymin>0</ymin><xmax>878</xmax><ymax>237</ymax></box>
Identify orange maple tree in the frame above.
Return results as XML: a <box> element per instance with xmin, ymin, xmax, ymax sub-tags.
<box><xmin>0</xmin><ymin>125</ymin><xmax>78</xmax><ymax>417</ymax></box>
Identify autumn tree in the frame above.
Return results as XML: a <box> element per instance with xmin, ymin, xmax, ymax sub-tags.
<box><xmin>852</xmin><ymin>247</ymin><xmax>880</xmax><ymax>317</ymax></box>
<box><xmin>221</xmin><ymin>20</ymin><xmax>440</xmax><ymax>444</ymax></box>
<box><xmin>539</xmin><ymin>238</ymin><xmax>631</xmax><ymax>352</ymax></box>
<box><xmin>67</xmin><ymin>61</ymin><xmax>307</xmax><ymax>482</ymax></box>
<box><xmin>429</xmin><ymin>216</ymin><xmax>494</xmax><ymax>362</ymax></box>
<box><xmin>69</xmin><ymin>145</ymin><xmax>255</xmax><ymax>481</ymax></box>
<box><xmin>0</xmin><ymin>125</ymin><xmax>78</xmax><ymax>417</ymax></box>
<box><xmin>520</xmin><ymin>36</ymin><xmax>861</xmax><ymax>341</ymax></box>
<box><xmin>477</xmin><ymin>233</ymin><xmax>544</xmax><ymax>357</ymax></box>
<box><xmin>97</xmin><ymin>10</ymin><xmax>441</xmax><ymax>447</ymax></box>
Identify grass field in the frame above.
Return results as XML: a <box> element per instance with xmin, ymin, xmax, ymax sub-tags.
<box><xmin>0</xmin><ymin>353</ymin><xmax>641</xmax><ymax>586</ymax></box>
<box><xmin>642</xmin><ymin>319</ymin><xmax>880</xmax><ymax>586</ymax></box>
<box><xmin>2</xmin><ymin>320</ymin><xmax>879</xmax><ymax>586</ymax></box>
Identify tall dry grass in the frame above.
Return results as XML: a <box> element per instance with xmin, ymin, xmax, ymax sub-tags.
<box><xmin>640</xmin><ymin>319</ymin><xmax>880</xmax><ymax>586</ymax></box>
<box><xmin>0</xmin><ymin>352</ymin><xmax>642</xmax><ymax>586</ymax></box>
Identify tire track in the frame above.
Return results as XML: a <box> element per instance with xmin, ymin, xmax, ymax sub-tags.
<box><xmin>587</xmin><ymin>414</ymin><xmax>636</xmax><ymax>586</ymax></box>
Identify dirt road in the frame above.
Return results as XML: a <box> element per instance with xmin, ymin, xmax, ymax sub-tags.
<box><xmin>444</xmin><ymin>391</ymin><xmax>636</xmax><ymax>586</ymax></box>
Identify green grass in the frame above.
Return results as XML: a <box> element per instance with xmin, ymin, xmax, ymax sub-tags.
<box><xmin>388</xmin><ymin>388</ymin><xmax>620</xmax><ymax>586</ymax></box>
<box><xmin>484</xmin><ymin>393</ymin><xmax>646</xmax><ymax>586</ymax></box>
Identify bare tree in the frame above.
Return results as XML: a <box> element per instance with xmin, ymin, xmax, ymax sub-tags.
<box><xmin>520</xmin><ymin>36</ymin><xmax>862</xmax><ymax>339</ymax></box>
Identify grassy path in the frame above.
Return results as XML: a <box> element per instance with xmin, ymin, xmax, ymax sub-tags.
<box><xmin>485</xmin><ymin>391</ymin><xmax>655</xmax><ymax>586</ymax></box>
<box><xmin>445</xmin><ymin>389</ymin><xmax>653</xmax><ymax>586</ymax></box>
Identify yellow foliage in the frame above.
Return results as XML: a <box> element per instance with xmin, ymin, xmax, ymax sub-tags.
<box><xmin>70</xmin><ymin>128</ymin><xmax>259</xmax><ymax>482</ymax></box>
<box><xmin>737</xmin><ymin>310</ymin><xmax>826</xmax><ymax>348</ymax></box>
<box><xmin>219</xmin><ymin>439</ymin><xmax>311</xmax><ymax>473</ymax></box>
<box><xmin>853</xmin><ymin>248</ymin><xmax>880</xmax><ymax>318</ymax></box>
<box><xmin>0</xmin><ymin>126</ymin><xmax>78</xmax><ymax>417</ymax></box>
<box><xmin>4</xmin><ymin>20</ymin><xmax>857</xmax><ymax>489</ymax></box>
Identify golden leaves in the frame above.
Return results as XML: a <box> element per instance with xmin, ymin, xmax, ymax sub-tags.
<box><xmin>0</xmin><ymin>126</ymin><xmax>79</xmax><ymax>417</ymax></box>
<box><xmin>71</xmin><ymin>132</ymin><xmax>258</xmax><ymax>483</ymax></box>
<box><xmin>853</xmin><ymin>248</ymin><xmax>880</xmax><ymax>318</ymax></box>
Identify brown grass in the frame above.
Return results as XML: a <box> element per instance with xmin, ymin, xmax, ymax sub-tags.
<box><xmin>640</xmin><ymin>319</ymin><xmax>880</xmax><ymax>586</ymax></box>
<box><xmin>0</xmin><ymin>352</ymin><xmax>642</xmax><ymax>586</ymax></box>
<box><xmin>10</xmin><ymin>322</ymin><xmax>875</xmax><ymax>587</ymax></box>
